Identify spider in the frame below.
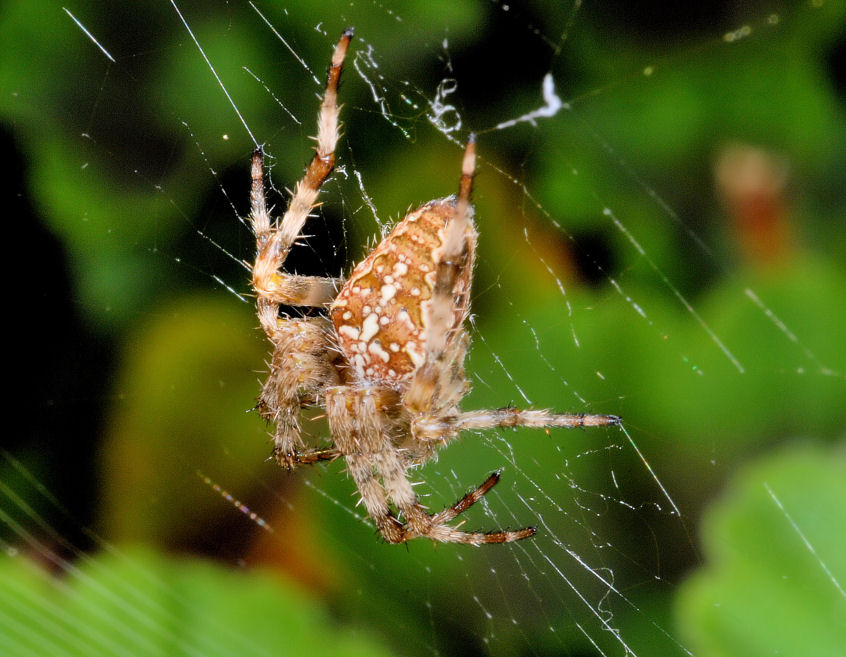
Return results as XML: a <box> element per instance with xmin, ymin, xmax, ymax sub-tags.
<box><xmin>249</xmin><ymin>28</ymin><xmax>620</xmax><ymax>545</ymax></box>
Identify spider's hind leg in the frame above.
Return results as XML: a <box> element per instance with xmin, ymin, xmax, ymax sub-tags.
<box><xmin>325</xmin><ymin>385</ymin><xmax>411</xmax><ymax>544</ymax></box>
<box><xmin>414</xmin><ymin>471</ymin><xmax>537</xmax><ymax>545</ymax></box>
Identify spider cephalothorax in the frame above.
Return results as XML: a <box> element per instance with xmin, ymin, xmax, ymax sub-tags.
<box><xmin>249</xmin><ymin>28</ymin><xmax>620</xmax><ymax>545</ymax></box>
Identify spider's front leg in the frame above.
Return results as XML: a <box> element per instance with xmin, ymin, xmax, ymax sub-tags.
<box><xmin>413</xmin><ymin>407</ymin><xmax>621</xmax><ymax>442</ymax></box>
<box><xmin>250</xmin><ymin>147</ymin><xmax>343</xmax><ymax>336</ymax></box>
<box><xmin>250</xmin><ymin>28</ymin><xmax>353</xmax><ymax>337</ymax></box>
<box><xmin>403</xmin><ymin>138</ymin><xmax>478</xmax><ymax>417</ymax></box>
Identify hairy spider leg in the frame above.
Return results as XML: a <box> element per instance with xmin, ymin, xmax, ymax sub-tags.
<box><xmin>423</xmin><ymin>471</ymin><xmax>537</xmax><ymax>544</ymax></box>
<box><xmin>325</xmin><ymin>386</ymin><xmax>408</xmax><ymax>543</ymax></box>
<box><xmin>250</xmin><ymin>29</ymin><xmax>354</xmax><ymax>469</ymax></box>
<box><xmin>259</xmin><ymin>318</ymin><xmax>341</xmax><ymax>469</ymax></box>
<box><xmin>251</xmin><ymin>27</ymin><xmax>354</xmax><ymax>334</ymax></box>
<box><xmin>402</xmin><ymin>137</ymin><xmax>478</xmax><ymax>417</ymax></box>
<box><xmin>414</xmin><ymin>408</ymin><xmax>621</xmax><ymax>440</ymax></box>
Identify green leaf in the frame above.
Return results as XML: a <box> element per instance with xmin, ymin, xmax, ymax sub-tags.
<box><xmin>676</xmin><ymin>444</ymin><xmax>846</xmax><ymax>657</ymax></box>
<box><xmin>0</xmin><ymin>546</ymin><xmax>396</xmax><ymax>657</ymax></box>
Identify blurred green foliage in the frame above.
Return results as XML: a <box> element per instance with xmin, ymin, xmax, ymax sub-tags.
<box><xmin>0</xmin><ymin>547</ymin><xmax>396</xmax><ymax>657</ymax></box>
<box><xmin>677</xmin><ymin>445</ymin><xmax>846</xmax><ymax>657</ymax></box>
<box><xmin>2</xmin><ymin>0</ymin><xmax>846</xmax><ymax>656</ymax></box>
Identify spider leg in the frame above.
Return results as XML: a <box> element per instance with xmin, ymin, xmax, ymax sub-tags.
<box><xmin>432</xmin><ymin>469</ymin><xmax>503</xmax><ymax>523</ymax></box>
<box><xmin>373</xmin><ymin>465</ymin><xmax>539</xmax><ymax>545</ymax></box>
<box><xmin>325</xmin><ymin>386</ymin><xmax>408</xmax><ymax>542</ymax></box>
<box><xmin>250</xmin><ymin>149</ymin><xmax>344</xmax><ymax>310</ymax></box>
<box><xmin>251</xmin><ymin>28</ymin><xmax>353</xmax><ymax>336</ymax></box>
<box><xmin>259</xmin><ymin>317</ymin><xmax>341</xmax><ymax>467</ymax></box>
<box><xmin>274</xmin><ymin>445</ymin><xmax>341</xmax><ymax>469</ymax></box>
<box><xmin>324</xmin><ymin>386</ymin><xmax>429</xmax><ymax>541</ymax></box>
<box><xmin>414</xmin><ymin>407</ymin><xmax>621</xmax><ymax>441</ymax></box>
<box><xmin>424</xmin><ymin>135</ymin><xmax>476</xmax><ymax>363</ymax></box>
<box><xmin>374</xmin><ymin>455</ymin><xmax>535</xmax><ymax>545</ymax></box>
<box><xmin>403</xmin><ymin>138</ymin><xmax>477</xmax><ymax>415</ymax></box>
<box><xmin>345</xmin><ymin>454</ymin><xmax>404</xmax><ymax>543</ymax></box>
<box><xmin>427</xmin><ymin>470</ymin><xmax>537</xmax><ymax>544</ymax></box>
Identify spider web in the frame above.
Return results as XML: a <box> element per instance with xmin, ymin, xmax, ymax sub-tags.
<box><xmin>3</xmin><ymin>1</ymin><xmax>846</xmax><ymax>656</ymax></box>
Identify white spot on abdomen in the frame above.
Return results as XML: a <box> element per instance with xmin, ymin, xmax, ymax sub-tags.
<box><xmin>338</xmin><ymin>324</ymin><xmax>360</xmax><ymax>340</ymax></box>
<box><xmin>359</xmin><ymin>313</ymin><xmax>380</xmax><ymax>342</ymax></box>
<box><xmin>368</xmin><ymin>341</ymin><xmax>390</xmax><ymax>363</ymax></box>
<box><xmin>380</xmin><ymin>283</ymin><xmax>397</xmax><ymax>302</ymax></box>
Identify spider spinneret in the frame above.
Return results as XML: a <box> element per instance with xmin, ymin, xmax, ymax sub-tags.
<box><xmin>248</xmin><ymin>28</ymin><xmax>620</xmax><ymax>545</ymax></box>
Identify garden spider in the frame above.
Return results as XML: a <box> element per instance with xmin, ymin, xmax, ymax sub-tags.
<box><xmin>250</xmin><ymin>28</ymin><xmax>620</xmax><ymax>545</ymax></box>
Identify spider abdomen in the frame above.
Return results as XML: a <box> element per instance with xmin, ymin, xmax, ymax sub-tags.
<box><xmin>330</xmin><ymin>198</ymin><xmax>476</xmax><ymax>385</ymax></box>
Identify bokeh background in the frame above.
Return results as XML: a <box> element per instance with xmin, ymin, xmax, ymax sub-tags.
<box><xmin>2</xmin><ymin>1</ymin><xmax>845</xmax><ymax>656</ymax></box>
